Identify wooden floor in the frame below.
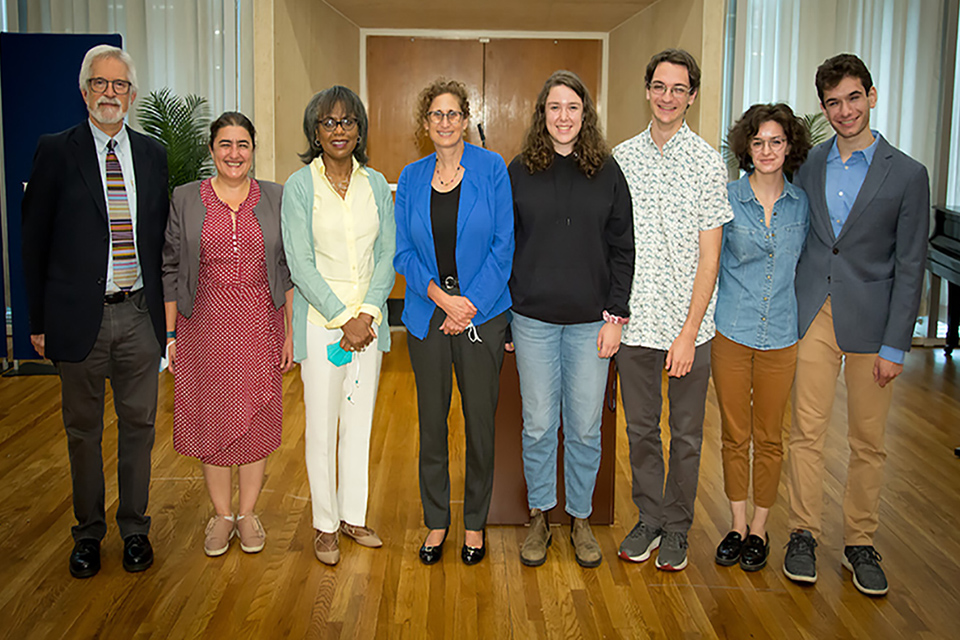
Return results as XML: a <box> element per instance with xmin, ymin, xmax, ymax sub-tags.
<box><xmin>1</xmin><ymin>331</ymin><xmax>958</xmax><ymax>639</ymax></box>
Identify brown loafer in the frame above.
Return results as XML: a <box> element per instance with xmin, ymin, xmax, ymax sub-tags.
<box><xmin>339</xmin><ymin>521</ymin><xmax>383</xmax><ymax>548</ymax></box>
<box><xmin>314</xmin><ymin>530</ymin><xmax>340</xmax><ymax>565</ymax></box>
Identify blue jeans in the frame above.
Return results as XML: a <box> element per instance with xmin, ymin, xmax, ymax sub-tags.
<box><xmin>511</xmin><ymin>312</ymin><xmax>609</xmax><ymax>518</ymax></box>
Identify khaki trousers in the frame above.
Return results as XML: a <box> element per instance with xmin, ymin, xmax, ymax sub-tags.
<box><xmin>787</xmin><ymin>297</ymin><xmax>893</xmax><ymax>545</ymax></box>
<box><xmin>711</xmin><ymin>332</ymin><xmax>797</xmax><ymax>509</ymax></box>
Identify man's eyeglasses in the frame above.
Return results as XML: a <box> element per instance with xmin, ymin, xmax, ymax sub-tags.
<box><xmin>750</xmin><ymin>137</ymin><xmax>787</xmax><ymax>152</ymax></box>
<box><xmin>648</xmin><ymin>82</ymin><xmax>691</xmax><ymax>99</ymax></box>
<box><xmin>319</xmin><ymin>116</ymin><xmax>359</xmax><ymax>132</ymax></box>
<box><xmin>426</xmin><ymin>110</ymin><xmax>463</xmax><ymax>125</ymax></box>
<box><xmin>88</xmin><ymin>78</ymin><xmax>132</xmax><ymax>95</ymax></box>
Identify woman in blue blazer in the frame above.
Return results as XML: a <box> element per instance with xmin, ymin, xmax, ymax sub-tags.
<box><xmin>394</xmin><ymin>78</ymin><xmax>514</xmax><ymax>566</ymax></box>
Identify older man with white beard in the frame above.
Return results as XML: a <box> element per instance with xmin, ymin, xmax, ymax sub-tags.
<box><xmin>21</xmin><ymin>45</ymin><xmax>169</xmax><ymax>578</ymax></box>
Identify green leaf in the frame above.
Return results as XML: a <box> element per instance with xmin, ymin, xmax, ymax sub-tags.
<box><xmin>136</xmin><ymin>88</ymin><xmax>213</xmax><ymax>194</ymax></box>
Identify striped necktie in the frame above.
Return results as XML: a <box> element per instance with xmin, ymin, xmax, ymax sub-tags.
<box><xmin>106</xmin><ymin>139</ymin><xmax>137</xmax><ymax>290</ymax></box>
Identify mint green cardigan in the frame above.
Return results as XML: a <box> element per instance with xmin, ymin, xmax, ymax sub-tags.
<box><xmin>280</xmin><ymin>163</ymin><xmax>396</xmax><ymax>362</ymax></box>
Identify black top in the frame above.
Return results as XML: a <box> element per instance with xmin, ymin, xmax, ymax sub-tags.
<box><xmin>431</xmin><ymin>183</ymin><xmax>461</xmax><ymax>286</ymax></box>
<box><xmin>508</xmin><ymin>153</ymin><xmax>634</xmax><ymax>324</ymax></box>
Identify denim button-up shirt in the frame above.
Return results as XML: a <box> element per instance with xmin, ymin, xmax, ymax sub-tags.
<box><xmin>714</xmin><ymin>174</ymin><xmax>809</xmax><ymax>350</ymax></box>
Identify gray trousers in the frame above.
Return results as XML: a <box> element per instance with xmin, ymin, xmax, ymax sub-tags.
<box><xmin>408</xmin><ymin>308</ymin><xmax>507</xmax><ymax>531</ymax></box>
<box><xmin>616</xmin><ymin>341</ymin><xmax>712</xmax><ymax>533</ymax></box>
<box><xmin>57</xmin><ymin>290</ymin><xmax>160</xmax><ymax>542</ymax></box>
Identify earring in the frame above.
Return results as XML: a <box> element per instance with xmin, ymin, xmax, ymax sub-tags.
<box><xmin>314</xmin><ymin>138</ymin><xmax>321</xmax><ymax>147</ymax></box>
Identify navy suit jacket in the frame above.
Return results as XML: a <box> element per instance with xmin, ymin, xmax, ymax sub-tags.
<box><xmin>21</xmin><ymin>121</ymin><xmax>169</xmax><ymax>362</ymax></box>
<box><xmin>394</xmin><ymin>142</ymin><xmax>514</xmax><ymax>340</ymax></box>
<box><xmin>793</xmin><ymin>134</ymin><xmax>929</xmax><ymax>353</ymax></box>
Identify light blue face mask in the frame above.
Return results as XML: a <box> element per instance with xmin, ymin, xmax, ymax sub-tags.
<box><xmin>326</xmin><ymin>341</ymin><xmax>353</xmax><ymax>367</ymax></box>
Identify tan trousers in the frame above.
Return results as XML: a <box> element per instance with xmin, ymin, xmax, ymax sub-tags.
<box><xmin>788</xmin><ymin>298</ymin><xmax>893</xmax><ymax>545</ymax></box>
<box><xmin>711</xmin><ymin>332</ymin><xmax>797</xmax><ymax>509</ymax></box>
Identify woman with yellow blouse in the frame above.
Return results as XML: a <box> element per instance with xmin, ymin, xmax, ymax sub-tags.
<box><xmin>281</xmin><ymin>86</ymin><xmax>396</xmax><ymax>566</ymax></box>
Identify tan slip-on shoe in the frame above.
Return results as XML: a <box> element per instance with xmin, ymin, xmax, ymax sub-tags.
<box><xmin>236</xmin><ymin>514</ymin><xmax>266</xmax><ymax>553</ymax></box>
<box><xmin>520</xmin><ymin>508</ymin><xmax>552</xmax><ymax>567</ymax></box>
<box><xmin>340</xmin><ymin>521</ymin><xmax>383</xmax><ymax>548</ymax></box>
<box><xmin>315</xmin><ymin>530</ymin><xmax>340</xmax><ymax>565</ymax></box>
<box><xmin>571</xmin><ymin>517</ymin><xmax>602</xmax><ymax>568</ymax></box>
<box><xmin>204</xmin><ymin>515</ymin><xmax>236</xmax><ymax>557</ymax></box>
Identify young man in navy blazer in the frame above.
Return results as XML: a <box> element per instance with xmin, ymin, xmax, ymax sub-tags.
<box><xmin>783</xmin><ymin>53</ymin><xmax>929</xmax><ymax>596</ymax></box>
<box><xmin>21</xmin><ymin>45</ymin><xmax>168</xmax><ymax>578</ymax></box>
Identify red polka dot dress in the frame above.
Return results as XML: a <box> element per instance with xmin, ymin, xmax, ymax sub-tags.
<box><xmin>173</xmin><ymin>179</ymin><xmax>284</xmax><ymax>466</ymax></box>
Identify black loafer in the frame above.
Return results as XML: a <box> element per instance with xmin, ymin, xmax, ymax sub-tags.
<box><xmin>69</xmin><ymin>539</ymin><xmax>101</xmax><ymax>579</ymax></box>
<box><xmin>715</xmin><ymin>529</ymin><xmax>746</xmax><ymax>566</ymax></box>
<box><xmin>740</xmin><ymin>533</ymin><xmax>769</xmax><ymax>572</ymax></box>
<box><xmin>419</xmin><ymin>529</ymin><xmax>448</xmax><ymax>565</ymax></box>
<box><xmin>461</xmin><ymin>530</ymin><xmax>486</xmax><ymax>566</ymax></box>
<box><xmin>122</xmin><ymin>534</ymin><xmax>154</xmax><ymax>573</ymax></box>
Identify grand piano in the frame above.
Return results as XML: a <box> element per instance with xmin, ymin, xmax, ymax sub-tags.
<box><xmin>928</xmin><ymin>205</ymin><xmax>960</xmax><ymax>355</ymax></box>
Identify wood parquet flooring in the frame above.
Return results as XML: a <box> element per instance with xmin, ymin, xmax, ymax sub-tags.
<box><xmin>0</xmin><ymin>331</ymin><xmax>958</xmax><ymax>639</ymax></box>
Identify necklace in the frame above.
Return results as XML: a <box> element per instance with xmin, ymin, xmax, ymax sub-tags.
<box><xmin>435</xmin><ymin>163</ymin><xmax>462</xmax><ymax>187</ymax></box>
<box><xmin>329</xmin><ymin>173</ymin><xmax>350</xmax><ymax>197</ymax></box>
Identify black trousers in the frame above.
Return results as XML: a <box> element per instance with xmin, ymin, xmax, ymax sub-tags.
<box><xmin>57</xmin><ymin>290</ymin><xmax>160</xmax><ymax>542</ymax></box>
<box><xmin>408</xmin><ymin>308</ymin><xmax>508</xmax><ymax>531</ymax></box>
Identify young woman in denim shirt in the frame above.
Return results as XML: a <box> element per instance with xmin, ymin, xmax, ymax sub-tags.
<box><xmin>712</xmin><ymin>104</ymin><xmax>811</xmax><ymax>571</ymax></box>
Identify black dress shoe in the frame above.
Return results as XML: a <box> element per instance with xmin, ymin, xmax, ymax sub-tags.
<box><xmin>461</xmin><ymin>530</ymin><xmax>486</xmax><ymax>566</ymax></box>
<box><xmin>715</xmin><ymin>528</ymin><xmax>747</xmax><ymax>566</ymax></box>
<box><xmin>419</xmin><ymin>529</ymin><xmax>448</xmax><ymax>565</ymax></box>
<box><xmin>123</xmin><ymin>534</ymin><xmax>154</xmax><ymax>573</ymax></box>
<box><xmin>740</xmin><ymin>533</ymin><xmax>769</xmax><ymax>572</ymax></box>
<box><xmin>69</xmin><ymin>539</ymin><xmax>101</xmax><ymax>579</ymax></box>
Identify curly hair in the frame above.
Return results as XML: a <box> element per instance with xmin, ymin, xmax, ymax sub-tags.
<box><xmin>299</xmin><ymin>85</ymin><xmax>369</xmax><ymax>165</ymax></box>
<box><xmin>414</xmin><ymin>78</ymin><xmax>471</xmax><ymax>145</ymax></box>
<box><xmin>519</xmin><ymin>70</ymin><xmax>608</xmax><ymax>178</ymax></box>
<box><xmin>728</xmin><ymin>103</ymin><xmax>811</xmax><ymax>175</ymax></box>
<box><xmin>815</xmin><ymin>53</ymin><xmax>873</xmax><ymax>105</ymax></box>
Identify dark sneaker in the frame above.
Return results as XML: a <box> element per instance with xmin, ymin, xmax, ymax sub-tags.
<box><xmin>715</xmin><ymin>529</ymin><xmax>746</xmax><ymax>566</ymax></box>
<box><xmin>655</xmin><ymin>531</ymin><xmax>688</xmax><ymax>571</ymax></box>
<box><xmin>783</xmin><ymin>530</ymin><xmax>817</xmax><ymax>583</ymax></box>
<box><xmin>842</xmin><ymin>546</ymin><xmax>889</xmax><ymax>596</ymax></box>
<box><xmin>739</xmin><ymin>533</ymin><xmax>769</xmax><ymax>572</ymax></box>
<box><xmin>619</xmin><ymin>520</ymin><xmax>662</xmax><ymax>563</ymax></box>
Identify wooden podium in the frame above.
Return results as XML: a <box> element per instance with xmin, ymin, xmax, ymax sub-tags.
<box><xmin>487</xmin><ymin>353</ymin><xmax>618</xmax><ymax>525</ymax></box>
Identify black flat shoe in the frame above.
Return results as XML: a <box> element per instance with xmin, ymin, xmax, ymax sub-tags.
<box><xmin>740</xmin><ymin>533</ymin><xmax>769</xmax><ymax>572</ymax></box>
<box><xmin>69</xmin><ymin>539</ymin><xmax>101</xmax><ymax>579</ymax></box>
<box><xmin>419</xmin><ymin>529</ymin><xmax>448</xmax><ymax>565</ymax></box>
<box><xmin>715</xmin><ymin>528</ymin><xmax>747</xmax><ymax>566</ymax></box>
<box><xmin>461</xmin><ymin>530</ymin><xmax>486</xmax><ymax>565</ymax></box>
<box><xmin>123</xmin><ymin>534</ymin><xmax>154</xmax><ymax>573</ymax></box>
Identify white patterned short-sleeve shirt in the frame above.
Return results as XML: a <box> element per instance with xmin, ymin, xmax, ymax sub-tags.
<box><xmin>613</xmin><ymin>123</ymin><xmax>734</xmax><ymax>350</ymax></box>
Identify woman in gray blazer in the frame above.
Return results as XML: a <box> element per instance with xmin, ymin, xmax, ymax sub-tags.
<box><xmin>162</xmin><ymin>112</ymin><xmax>294</xmax><ymax>558</ymax></box>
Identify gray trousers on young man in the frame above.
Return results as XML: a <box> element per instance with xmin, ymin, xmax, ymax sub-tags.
<box><xmin>57</xmin><ymin>290</ymin><xmax>160</xmax><ymax>542</ymax></box>
<box><xmin>408</xmin><ymin>308</ymin><xmax>508</xmax><ymax>531</ymax></box>
<box><xmin>616</xmin><ymin>341</ymin><xmax>712</xmax><ymax>533</ymax></box>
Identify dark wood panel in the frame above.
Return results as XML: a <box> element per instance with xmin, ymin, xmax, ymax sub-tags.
<box><xmin>482</xmin><ymin>38</ymin><xmax>602</xmax><ymax>166</ymax></box>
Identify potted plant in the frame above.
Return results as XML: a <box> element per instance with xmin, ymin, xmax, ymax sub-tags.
<box><xmin>136</xmin><ymin>88</ymin><xmax>213</xmax><ymax>193</ymax></box>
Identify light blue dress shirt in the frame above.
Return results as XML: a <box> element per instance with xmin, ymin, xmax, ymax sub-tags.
<box><xmin>824</xmin><ymin>131</ymin><xmax>903</xmax><ymax>364</ymax></box>
<box><xmin>715</xmin><ymin>174</ymin><xmax>809</xmax><ymax>350</ymax></box>
<box><xmin>89</xmin><ymin>120</ymin><xmax>142</xmax><ymax>293</ymax></box>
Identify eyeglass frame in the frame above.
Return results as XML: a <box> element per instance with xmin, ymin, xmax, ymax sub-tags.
<box><xmin>318</xmin><ymin>116</ymin><xmax>359</xmax><ymax>132</ymax></box>
<box><xmin>426</xmin><ymin>110</ymin><xmax>464</xmax><ymax>125</ymax></box>
<box><xmin>749</xmin><ymin>136</ymin><xmax>788</xmax><ymax>152</ymax></box>
<box><xmin>87</xmin><ymin>77</ymin><xmax>133</xmax><ymax>95</ymax></box>
<box><xmin>647</xmin><ymin>82</ymin><xmax>693</xmax><ymax>99</ymax></box>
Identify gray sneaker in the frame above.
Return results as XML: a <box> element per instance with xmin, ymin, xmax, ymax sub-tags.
<box><xmin>655</xmin><ymin>531</ymin><xmax>688</xmax><ymax>571</ymax></box>
<box><xmin>619</xmin><ymin>519</ymin><xmax>662</xmax><ymax>562</ymax></box>
<box><xmin>783</xmin><ymin>529</ymin><xmax>818</xmax><ymax>583</ymax></box>
<box><xmin>842</xmin><ymin>546</ymin><xmax>888</xmax><ymax>596</ymax></box>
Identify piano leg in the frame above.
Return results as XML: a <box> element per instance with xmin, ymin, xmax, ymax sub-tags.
<box><xmin>947</xmin><ymin>282</ymin><xmax>959</xmax><ymax>356</ymax></box>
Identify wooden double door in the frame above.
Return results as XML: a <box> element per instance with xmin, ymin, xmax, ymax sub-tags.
<box><xmin>366</xmin><ymin>36</ymin><xmax>616</xmax><ymax>525</ymax></box>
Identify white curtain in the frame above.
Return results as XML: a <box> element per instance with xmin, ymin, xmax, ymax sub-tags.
<box><xmin>730</xmin><ymin>0</ymin><xmax>944</xmax><ymax>175</ymax></box>
<box><xmin>6</xmin><ymin>0</ymin><xmax>254</xmax><ymax>125</ymax></box>
<box><xmin>948</xmin><ymin>28</ymin><xmax>960</xmax><ymax>209</ymax></box>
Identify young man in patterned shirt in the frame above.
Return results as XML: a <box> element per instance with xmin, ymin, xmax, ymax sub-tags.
<box><xmin>612</xmin><ymin>48</ymin><xmax>733</xmax><ymax>571</ymax></box>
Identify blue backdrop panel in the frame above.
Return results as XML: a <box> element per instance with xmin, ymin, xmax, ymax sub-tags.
<box><xmin>1</xmin><ymin>32</ymin><xmax>122</xmax><ymax>359</ymax></box>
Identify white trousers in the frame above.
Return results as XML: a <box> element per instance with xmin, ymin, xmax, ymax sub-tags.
<box><xmin>301</xmin><ymin>321</ymin><xmax>383</xmax><ymax>533</ymax></box>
